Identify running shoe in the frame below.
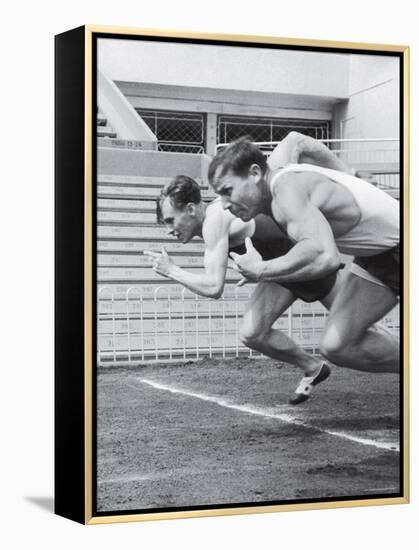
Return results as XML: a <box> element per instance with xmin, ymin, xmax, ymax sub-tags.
<box><xmin>289</xmin><ymin>363</ymin><xmax>331</xmax><ymax>405</ymax></box>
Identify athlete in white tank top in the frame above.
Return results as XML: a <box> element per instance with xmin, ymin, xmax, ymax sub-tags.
<box><xmin>270</xmin><ymin>164</ymin><xmax>399</xmax><ymax>257</ymax></box>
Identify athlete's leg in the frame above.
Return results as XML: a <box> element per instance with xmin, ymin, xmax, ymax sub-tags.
<box><xmin>240</xmin><ymin>282</ymin><xmax>323</xmax><ymax>375</ymax></box>
<box><xmin>320</xmin><ymin>272</ymin><xmax>399</xmax><ymax>373</ymax></box>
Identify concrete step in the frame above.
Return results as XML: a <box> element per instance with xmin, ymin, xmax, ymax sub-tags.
<box><xmin>97</xmin><ymin>211</ymin><xmax>156</xmax><ymax>224</ymax></box>
<box><xmin>98</xmin><ymin>198</ymin><xmax>157</xmax><ymax>211</ymax></box>
<box><xmin>98</xmin><ymin>253</ymin><xmax>204</xmax><ymax>268</ymax></box>
<box><xmin>97</xmin><ymin>126</ymin><xmax>117</xmax><ymax>138</ymax></box>
<box><xmin>97</xmin><ymin>225</ymin><xmax>204</xmax><ymax>240</ymax></box>
<box><xmin>98</xmin><ymin>198</ymin><xmax>214</xmax><ymax>211</ymax></box>
<box><xmin>97</xmin><ymin>240</ymin><xmax>205</xmax><ymax>255</ymax></box>
<box><xmin>97</xmin><ymin>185</ymin><xmax>216</xmax><ymax>201</ymax></box>
<box><xmin>98</xmin><ymin>175</ymin><xmax>175</xmax><ymax>187</ymax></box>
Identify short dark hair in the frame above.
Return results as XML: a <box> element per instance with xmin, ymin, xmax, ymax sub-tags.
<box><xmin>208</xmin><ymin>136</ymin><xmax>268</xmax><ymax>186</ymax></box>
<box><xmin>156</xmin><ymin>175</ymin><xmax>202</xmax><ymax>224</ymax></box>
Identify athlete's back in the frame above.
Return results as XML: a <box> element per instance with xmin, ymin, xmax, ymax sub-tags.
<box><xmin>270</xmin><ymin>163</ymin><xmax>399</xmax><ymax>256</ymax></box>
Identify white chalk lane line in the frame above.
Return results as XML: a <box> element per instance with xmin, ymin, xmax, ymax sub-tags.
<box><xmin>138</xmin><ymin>378</ymin><xmax>400</xmax><ymax>453</ymax></box>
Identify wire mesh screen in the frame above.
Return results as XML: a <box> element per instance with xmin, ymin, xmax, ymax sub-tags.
<box><xmin>136</xmin><ymin>108</ymin><xmax>205</xmax><ymax>153</ymax></box>
<box><xmin>217</xmin><ymin>115</ymin><xmax>330</xmax><ymax>146</ymax></box>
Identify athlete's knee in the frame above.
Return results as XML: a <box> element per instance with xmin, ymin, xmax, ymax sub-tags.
<box><xmin>239</xmin><ymin>322</ymin><xmax>265</xmax><ymax>350</ymax></box>
<box><xmin>320</xmin><ymin>327</ymin><xmax>348</xmax><ymax>363</ymax></box>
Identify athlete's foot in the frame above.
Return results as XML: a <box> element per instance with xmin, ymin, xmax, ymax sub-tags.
<box><xmin>289</xmin><ymin>363</ymin><xmax>331</xmax><ymax>405</ymax></box>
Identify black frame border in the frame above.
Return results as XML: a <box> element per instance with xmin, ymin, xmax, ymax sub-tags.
<box><xmin>54</xmin><ymin>25</ymin><xmax>409</xmax><ymax>525</ymax></box>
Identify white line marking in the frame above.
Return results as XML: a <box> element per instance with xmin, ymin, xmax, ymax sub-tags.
<box><xmin>139</xmin><ymin>378</ymin><xmax>399</xmax><ymax>453</ymax></box>
<box><xmin>98</xmin><ymin>474</ymin><xmax>153</xmax><ymax>485</ymax></box>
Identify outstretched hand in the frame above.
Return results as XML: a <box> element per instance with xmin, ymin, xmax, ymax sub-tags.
<box><xmin>143</xmin><ymin>247</ymin><xmax>174</xmax><ymax>278</ymax></box>
<box><xmin>229</xmin><ymin>238</ymin><xmax>263</xmax><ymax>286</ymax></box>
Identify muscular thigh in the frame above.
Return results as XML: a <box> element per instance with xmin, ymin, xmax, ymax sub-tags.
<box><xmin>325</xmin><ymin>271</ymin><xmax>398</xmax><ymax>344</ymax></box>
<box><xmin>242</xmin><ymin>282</ymin><xmax>295</xmax><ymax>335</ymax></box>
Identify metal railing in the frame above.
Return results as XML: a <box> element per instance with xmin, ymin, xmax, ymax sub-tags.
<box><xmin>216</xmin><ymin>137</ymin><xmax>399</xmax><ymax>156</ymax></box>
<box><xmin>215</xmin><ymin>137</ymin><xmax>400</xmax><ymax>197</ymax></box>
<box><xmin>97</xmin><ymin>284</ymin><xmax>400</xmax><ymax>366</ymax></box>
<box><xmin>320</xmin><ymin>137</ymin><xmax>399</xmax><ymax>168</ymax></box>
<box><xmin>98</xmin><ymin>285</ymin><xmax>258</xmax><ymax>365</ymax></box>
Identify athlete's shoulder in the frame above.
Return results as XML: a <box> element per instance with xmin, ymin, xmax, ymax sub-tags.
<box><xmin>205</xmin><ymin>197</ymin><xmax>234</xmax><ymax>220</ymax></box>
<box><xmin>206</xmin><ymin>198</ymin><xmax>235</xmax><ymax>222</ymax></box>
<box><xmin>269</xmin><ymin>166</ymin><xmax>311</xmax><ymax>197</ymax></box>
<box><xmin>206</xmin><ymin>196</ymin><xmax>223</xmax><ymax>211</ymax></box>
<box><xmin>202</xmin><ymin>200</ymin><xmax>233</xmax><ymax>243</ymax></box>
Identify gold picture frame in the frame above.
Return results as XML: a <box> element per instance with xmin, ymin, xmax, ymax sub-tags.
<box><xmin>55</xmin><ymin>25</ymin><xmax>409</xmax><ymax>524</ymax></box>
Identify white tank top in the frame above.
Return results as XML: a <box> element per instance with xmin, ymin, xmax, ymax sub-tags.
<box><xmin>270</xmin><ymin>164</ymin><xmax>399</xmax><ymax>256</ymax></box>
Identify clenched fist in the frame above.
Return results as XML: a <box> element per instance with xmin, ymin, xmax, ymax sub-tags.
<box><xmin>229</xmin><ymin>237</ymin><xmax>263</xmax><ymax>286</ymax></box>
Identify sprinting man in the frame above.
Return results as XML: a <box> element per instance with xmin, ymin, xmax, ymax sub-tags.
<box><xmin>208</xmin><ymin>136</ymin><xmax>400</xmax><ymax>381</ymax></box>
<box><xmin>145</xmin><ymin>176</ymin><xmax>340</xmax><ymax>404</ymax></box>
<box><xmin>144</xmin><ymin>133</ymin><xmax>362</xmax><ymax>404</ymax></box>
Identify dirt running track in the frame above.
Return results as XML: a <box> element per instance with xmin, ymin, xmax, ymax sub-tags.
<box><xmin>96</xmin><ymin>358</ymin><xmax>400</xmax><ymax>513</ymax></box>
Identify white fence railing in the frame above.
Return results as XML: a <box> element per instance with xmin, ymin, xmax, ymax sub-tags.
<box><xmin>216</xmin><ymin>137</ymin><xmax>399</xmax><ymax>157</ymax></box>
<box><xmin>97</xmin><ymin>285</ymin><xmax>400</xmax><ymax>366</ymax></box>
<box><xmin>321</xmin><ymin>138</ymin><xmax>399</xmax><ymax>168</ymax></box>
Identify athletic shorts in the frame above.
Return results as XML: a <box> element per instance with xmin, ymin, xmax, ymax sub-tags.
<box><xmin>353</xmin><ymin>244</ymin><xmax>400</xmax><ymax>296</ymax></box>
<box><xmin>280</xmin><ymin>270</ymin><xmax>341</xmax><ymax>302</ymax></box>
<box><xmin>229</xmin><ymin>239</ymin><xmax>342</xmax><ymax>303</ymax></box>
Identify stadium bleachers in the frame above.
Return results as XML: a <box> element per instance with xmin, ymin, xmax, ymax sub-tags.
<box><xmin>96</xmin><ymin>114</ymin><xmax>254</xmax><ymax>364</ymax></box>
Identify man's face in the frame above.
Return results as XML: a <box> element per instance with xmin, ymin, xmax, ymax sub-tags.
<box><xmin>161</xmin><ymin>197</ymin><xmax>200</xmax><ymax>244</ymax></box>
<box><xmin>211</xmin><ymin>165</ymin><xmax>264</xmax><ymax>222</ymax></box>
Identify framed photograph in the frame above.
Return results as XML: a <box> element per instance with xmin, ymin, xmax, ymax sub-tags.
<box><xmin>55</xmin><ymin>25</ymin><xmax>409</xmax><ymax>524</ymax></box>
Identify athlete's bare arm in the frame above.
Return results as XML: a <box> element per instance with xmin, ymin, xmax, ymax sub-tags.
<box><xmin>231</xmin><ymin>174</ymin><xmax>341</xmax><ymax>283</ymax></box>
<box><xmin>268</xmin><ymin>131</ymin><xmax>350</xmax><ymax>173</ymax></box>
<box><xmin>145</xmin><ymin>206</ymin><xmax>234</xmax><ymax>298</ymax></box>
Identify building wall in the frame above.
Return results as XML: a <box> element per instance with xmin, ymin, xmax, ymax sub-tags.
<box><xmin>333</xmin><ymin>54</ymin><xmax>400</xmax><ymax>141</ymax></box>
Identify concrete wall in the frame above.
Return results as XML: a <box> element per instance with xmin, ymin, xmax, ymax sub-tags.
<box><xmin>98</xmin><ymin>148</ymin><xmax>211</xmax><ymax>182</ymax></box>
<box><xmin>333</xmin><ymin>54</ymin><xmax>399</xmax><ymax>140</ymax></box>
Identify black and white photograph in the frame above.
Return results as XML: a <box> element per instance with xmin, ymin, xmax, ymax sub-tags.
<box><xmin>5</xmin><ymin>0</ymin><xmax>419</xmax><ymax>544</ymax></box>
<box><xmin>93</xmin><ymin>30</ymin><xmax>405</xmax><ymax>518</ymax></box>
